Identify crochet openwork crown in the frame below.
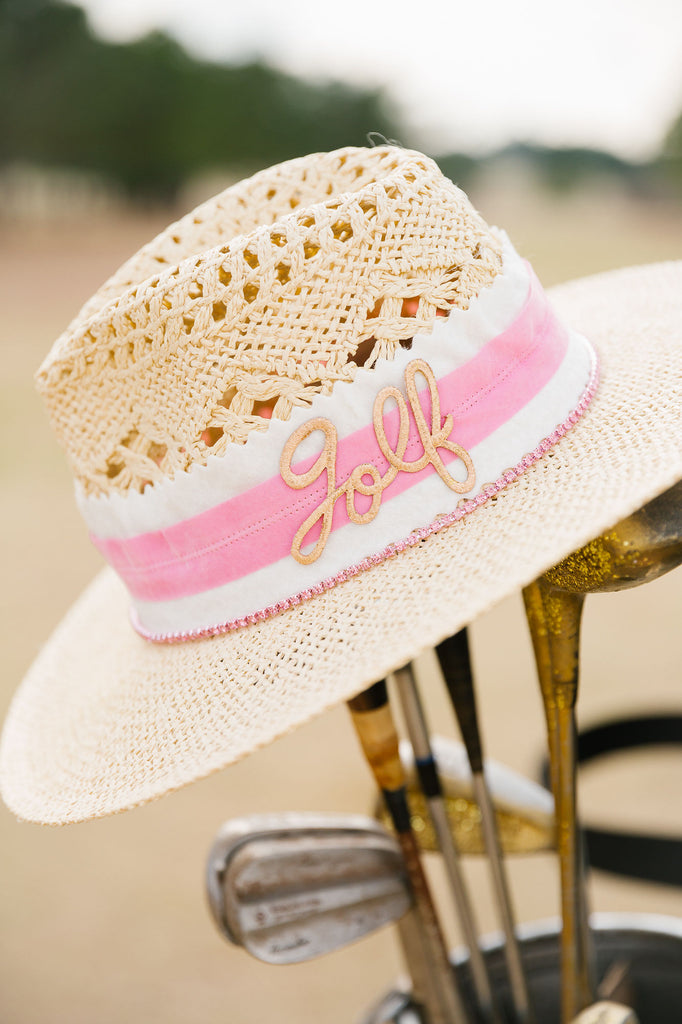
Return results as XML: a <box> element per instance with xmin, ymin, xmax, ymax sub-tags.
<box><xmin>36</xmin><ymin>146</ymin><xmax>502</xmax><ymax>497</ymax></box>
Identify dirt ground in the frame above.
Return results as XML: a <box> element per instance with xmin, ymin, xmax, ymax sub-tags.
<box><xmin>1</xmin><ymin>186</ymin><xmax>681</xmax><ymax>1024</ymax></box>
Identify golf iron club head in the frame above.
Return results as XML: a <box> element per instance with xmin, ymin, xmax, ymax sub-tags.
<box><xmin>206</xmin><ymin>812</ymin><xmax>413</xmax><ymax>964</ymax></box>
<box><xmin>375</xmin><ymin>735</ymin><xmax>556</xmax><ymax>855</ymax></box>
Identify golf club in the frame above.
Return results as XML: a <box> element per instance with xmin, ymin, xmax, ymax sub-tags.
<box><xmin>522</xmin><ymin>575</ymin><xmax>590</xmax><ymax>1023</ymax></box>
<box><xmin>375</xmin><ymin>734</ymin><xmax>555</xmax><ymax>856</ymax></box>
<box><xmin>436</xmin><ymin>629</ymin><xmax>533</xmax><ymax>1024</ymax></box>
<box><xmin>349</xmin><ymin>681</ymin><xmax>471</xmax><ymax>1024</ymax></box>
<box><xmin>206</xmin><ymin>812</ymin><xmax>412</xmax><ymax>963</ymax></box>
<box><xmin>208</xmin><ymin>811</ymin><xmax>458</xmax><ymax>1016</ymax></box>
<box><xmin>522</xmin><ymin>478</ymin><xmax>682</xmax><ymax>1024</ymax></box>
<box><xmin>394</xmin><ymin>663</ymin><xmax>499</xmax><ymax>1024</ymax></box>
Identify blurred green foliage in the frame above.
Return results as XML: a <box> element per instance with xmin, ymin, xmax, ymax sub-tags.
<box><xmin>0</xmin><ymin>0</ymin><xmax>401</xmax><ymax>199</ymax></box>
<box><xmin>0</xmin><ymin>0</ymin><xmax>679</xmax><ymax>202</ymax></box>
<box><xmin>490</xmin><ymin>143</ymin><xmax>661</xmax><ymax>196</ymax></box>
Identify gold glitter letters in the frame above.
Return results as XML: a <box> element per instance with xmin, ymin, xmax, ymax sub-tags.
<box><xmin>280</xmin><ymin>359</ymin><xmax>475</xmax><ymax>565</ymax></box>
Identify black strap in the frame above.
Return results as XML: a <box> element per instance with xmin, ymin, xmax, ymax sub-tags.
<box><xmin>542</xmin><ymin>713</ymin><xmax>682</xmax><ymax>887</ymax></box>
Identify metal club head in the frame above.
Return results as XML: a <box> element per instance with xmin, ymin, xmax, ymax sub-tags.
<box><xmin>206</xmin><ymin>812</ymin><xmax>412</xmax><ymax>964</ymax></box>
<box><xmin>542</xmin><ymin>479</ymin><xmax>682</xmax><ymax>597</ymax></box>
<box><xmin>375</xmin><ymin>735</ymin><xmax>556</xmax><ymax>855</ymax></box>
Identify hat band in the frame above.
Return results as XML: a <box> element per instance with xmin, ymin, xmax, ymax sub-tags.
<box><xmin>81</xmin><ymin>245</ymin><xmax>598</xmax><ymax>641</ymax></box>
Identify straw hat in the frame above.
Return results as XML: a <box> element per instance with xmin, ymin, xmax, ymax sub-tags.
<box><xmin>1</xmin><ymin>146</ymin><xmax>681</xmax><ymax>825</ymax></box>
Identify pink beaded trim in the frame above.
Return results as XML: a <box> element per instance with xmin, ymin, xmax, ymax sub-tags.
<box><xmin>132</xmin><ymin>350</ymin><xmax>599</xmax><ymax>644</ymax></box>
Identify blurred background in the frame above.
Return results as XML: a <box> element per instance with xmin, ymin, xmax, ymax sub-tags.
<box><xmin>1</xmin><ymin>1</ymin><xmax>681</xmax><ymax>1021</ymax></box>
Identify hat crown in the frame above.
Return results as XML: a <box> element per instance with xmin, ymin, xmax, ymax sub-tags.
<box><xmin>36</xmin><ymin>146</ymin><xmax>502</xmax><ymax>498</ymax></box>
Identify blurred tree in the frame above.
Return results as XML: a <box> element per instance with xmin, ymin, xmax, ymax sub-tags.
<box><xmin>2</xmin><ymin>0</ymin><xmax>674</xmax><ymax>203</ymax></box>
<box><xmin>493</xmin><ymin>143</ymin><xmax>653</xmax><ymax>195</ymax></box>
<box><xmin>431</xmin><ymin>152</ymin><xmax>477</xmax><ymax>193</ymax></box>
<box><xmin>0</xmin><ymin>0</ymin><xmax>402</xmax><ymax>199</ymax></box>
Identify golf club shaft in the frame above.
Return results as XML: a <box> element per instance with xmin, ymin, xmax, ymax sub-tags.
<box><xmin>557</xmin><ymin>708</ymin><xmax>591</xmax><ymax>1021</ymax></box>
<box><xmin>523</xmin><ymin>579</ymin><xmax>595</xmax><ymax>1024</ymax></box>
<box><xmin>436</xmin><ymin>629</ymin><xmax>532</xmax><ymax>1024</ymax></box>
<box><xmin>349</xmin><ymin>682</ymin><xmax>470</xmax><ymax>1024</ymax></box>
<box><xmin>397</xmin><ymin>909</ymin><xmax>440</xmax><ymax>1013</ymax></box>
<box><xmin>394</xmin><ymin>664</ymin><xmax>499</xmax><ymax>1023</ymax></box>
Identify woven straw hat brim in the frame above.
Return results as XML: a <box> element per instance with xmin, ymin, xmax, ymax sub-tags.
<box><xmin>2</xmin><ymin>260</ymin><xmax>681</xmax><ymax>824</ymax></box>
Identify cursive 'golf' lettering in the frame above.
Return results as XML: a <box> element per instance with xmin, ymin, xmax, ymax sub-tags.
<box><xmin>280</xmin><ymin>359</ymin><xmax>475</xmax><ymax>565</ymax></box>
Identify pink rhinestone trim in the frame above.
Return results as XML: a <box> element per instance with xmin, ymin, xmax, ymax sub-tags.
<box><xmin>132</xmin><ymin>351</ymin><xmax>599</xmax><ymax>644</ymax></box>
